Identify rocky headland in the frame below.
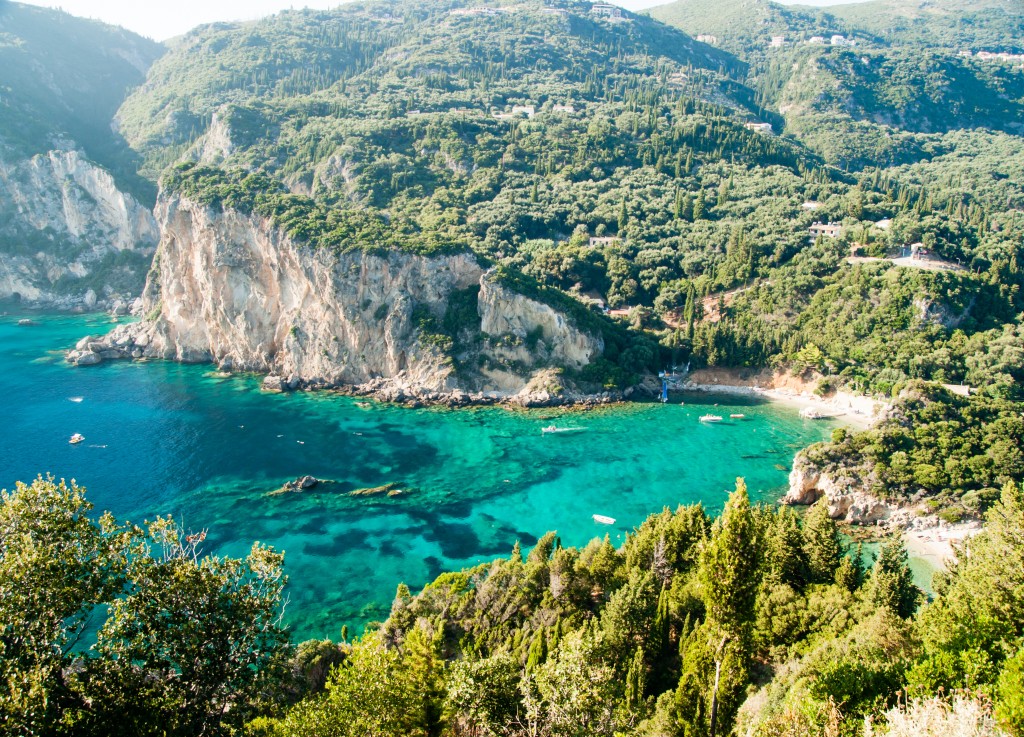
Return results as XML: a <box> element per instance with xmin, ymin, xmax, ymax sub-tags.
<box><xmin>784</xmin><ymin>447</ymin><xmax>982</xmax><ymax>564</ymax></box>
<box><xmin>67</xmin><ymin>193</ymin><xmax>625</xmax><ymax>408</ymax></box>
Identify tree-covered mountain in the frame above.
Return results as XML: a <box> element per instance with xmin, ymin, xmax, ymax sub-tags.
<box><xmin>650</xmin><ymin>0</ymin><xmax>1024</xmax><ymax>167</ymax></box>
<box><xmin>823</xmin><ymin>0</ymin><xmax>1024</xmax><ymax>52</ymax></box>
<box><xmin>0</xmin><ymin>1</ymin><xmax>162</xmax><ymax>192</ymax></box>
<box><xmin>0</xmin><ymin>2</ymin><xmax>164</xmax><ymax>307</ymax></box>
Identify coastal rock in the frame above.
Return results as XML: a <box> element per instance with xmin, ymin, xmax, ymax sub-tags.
<box><xmin>77</xmin><ymin>194</ymin><xmax>607</xmax><ymax>401</ymax></box>
<box><xmin>784</xmin><ymin>453</ymin><xmax>894</xmax><ymax>524</ymax></box>
<box><xmin>72</xmin><ymin>351</ymin><xmax>103</xmax><ymax>366</ymax></box>
<box><xmin>285</xmin><ymin>475</ymin><xmax>320</xmax><ymax>491</ymax></box>
<box><xmin>262</xmin><ymin>375</ymin><xmax>286</xmax><ymax>393</ymax></box>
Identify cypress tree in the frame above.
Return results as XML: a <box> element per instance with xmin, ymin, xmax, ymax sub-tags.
<box><xmin>868</xmin><ymin>536</ymin><xmax>921</xmax><ymax>618</ymax></box>
<box><xmin>802</xmin><ymin>499</ymin><xmax>842</xmax><ymax>584</ymax></box>
<box><xmin>525</xmin><ymin>627</ymin><xmax>547</xmax><ymax>672</ymax></box>
<box><xmin>693</xmin><ymin>190</ymin><xmax>705</xmax><ymax>220</ymax></box>
<box><xmin>625</xmin><ymin>646</ymin><xmax>646</xmax><ymax>709</ymax></box>
<box><xmin>699</xmin><ymin>478</ymin><xmax>758</xmax><ymax>636</ymax></box>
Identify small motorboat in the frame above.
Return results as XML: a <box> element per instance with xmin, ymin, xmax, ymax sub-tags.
<box><xmin>699</xmin><ymin>414</ymin><xmax>723</xmax><ymax>423</ymax></box>
<box><xmin>69</xmin><ymin>433</ymin><xmax>85</xmax><ymax>444</ymax></box>
<box><xmin>800</xmin><ymin>407</ymin><xmax>826</xmax><ymax>419</ymax></box>
<box><xmin>730</xmin><ymin>413</ymin><xmax>745</xmax><ymax>419</ymax></box>
<box><xmin>593</xmin><ymin>514</ymin><xmax>616</xmax><ymax>525</ymax></box>
<box><xmin>542</xmin><ymin>425</ymin><xmax>586</xmax><ymax>434</ymax></box>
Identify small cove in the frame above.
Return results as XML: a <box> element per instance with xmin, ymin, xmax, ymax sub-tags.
<box><xmin>2</xmin><ymin>311</ymin><xmax>846</xmax><ymax>640</ymax></box>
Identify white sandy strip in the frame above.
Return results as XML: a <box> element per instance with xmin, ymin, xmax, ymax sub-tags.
<box><xmin>681</xmin><ymin>383</ymin><xmax>883</xmax><ymax>431</ymax></box>
<box><xmin>903</xmin><ymin>522</ymin><xmax>981</xmax><ymax>569</ymax></box>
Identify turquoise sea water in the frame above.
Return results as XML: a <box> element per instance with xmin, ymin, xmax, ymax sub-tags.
<box><xmin>2</xmin><ymin>311</ymin><xmax>842</xmax><ymax>641</ymax></box>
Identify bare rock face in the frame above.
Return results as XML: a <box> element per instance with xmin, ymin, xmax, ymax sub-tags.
<box><xmin>0</xmin><ymin>149</ymin><xmax>158</xmax><ymax>307</ymax></box>
<box><xmin>784</xmin><ymin>452</ymin><xmax>894</xmax><ymax>525</ymax></box>
<box><xmin>70</xmin><ymin>194</ymin><xmax>607</xmax><ymax>401</ymax></box>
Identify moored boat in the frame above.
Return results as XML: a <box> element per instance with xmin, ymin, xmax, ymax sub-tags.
<box><xmin>592</xmin><ymin>514</ymin><xmax>616</xmax><ymax>525</ymax></box>
<box><xmin>730</xmin><ymin>413</ymin><xmax>745</xmax><ymax>419</ymax></box>
<box><xmin>69</xmin><ymin>433</ymin><xmax>85</xmax><ymax>444</ymax></box>
<box><xmin>699</xmin><ymin>414</ymin><xmax>723</xmax><ymax>423</ymax></box>
<box><xmin>542</xmin><ymin>425</ymin><xmax>586</xmax><ymax>434</ymax></box>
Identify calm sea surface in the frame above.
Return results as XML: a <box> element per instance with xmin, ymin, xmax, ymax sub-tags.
<box><xmin>2</xmin><ymin>311</ymin><xmax>845</xmax><ymax>640</ymax></box>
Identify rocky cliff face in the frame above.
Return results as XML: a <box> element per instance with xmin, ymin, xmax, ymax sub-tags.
<box><xmin>70</xmin><ymin>195</ymin><xmax>606</xmax><ymax>401</ymax></box>
<box><xmin>784</xmin><ymin>452</ymin><xmax>895</xmax><ymax>524</ymax></box>
<box><xmin>0</xmin><ymin>149</ymin><xmax>159</xmax><ymax>307</ymax></box>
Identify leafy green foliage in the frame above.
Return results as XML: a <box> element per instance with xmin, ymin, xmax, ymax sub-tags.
<box><xmin>163</xmin><ymin>162</ymin><xmax>469</xmax><ymax>256</ymax></box>
<box><xmin>0</xmin><ymin>476</ymin><xmax>290</xmax><ymax>736</ymax></box>
<box><xmin>803</xmin><ymin>383</ymin><xmax>1024</xmax><ymax>514</ymax></box>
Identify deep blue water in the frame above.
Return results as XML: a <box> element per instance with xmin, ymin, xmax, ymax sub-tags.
<box><xmin>1</xmin><ymin>311</ymin><xmax>842</xmax><ymax>640</ymax></box>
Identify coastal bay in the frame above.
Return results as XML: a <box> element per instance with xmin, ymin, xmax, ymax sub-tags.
<box><xmin>4</xmin><ymin>311</ymin><xmax>841</xmax><ymax>639</ymax></box>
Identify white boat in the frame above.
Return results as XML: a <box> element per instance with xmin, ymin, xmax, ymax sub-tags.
<box><xmin>730</xmin><ymin>413</ymin><xmax>745</xmax><ymax>419</ymax></box>
<box><xmin>542</xmin><ymin>425</ymin><xmax>586</xmax><ymax>434</ymax></box>
<box><xmin>699</xmin><ymin>414</ymin><xmax>723</xmax><ymax>423</ymax></box>
<box><xmin>69</xmin><ymin>433</ymin><xmax>85</xmax><ymax>444</ymax></box>
<box><xmin>593</xmin><ymin>514</ymin><xmax>616</xmax><ymax>525</ymax></box>
<box><xmin>800</xmin><ymin>407</ymin><xmax>826</xmax><ymax>419</ymax></box>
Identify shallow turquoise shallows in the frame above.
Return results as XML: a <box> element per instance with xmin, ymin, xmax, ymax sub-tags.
<box><xmin>2</xmin><ymin>311</ymin><xmax>840</xmax><ymax>641</ymax></box>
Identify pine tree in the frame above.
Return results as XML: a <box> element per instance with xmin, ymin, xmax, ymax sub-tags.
<box><xmin>404</xmin><ymin>624</ymin><xmax>446</xmax><ymax>737</ymax></box>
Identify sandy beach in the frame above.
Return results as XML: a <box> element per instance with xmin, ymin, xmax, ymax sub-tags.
<box><xmin>679</xmin><ymin>381</ymin><xmax>884</xmax><ymax>431</ymax></box>
<box><xmin>903</xmin><ymin>521</ymin><xmax>982</xmax><ymax>570</ymax></box>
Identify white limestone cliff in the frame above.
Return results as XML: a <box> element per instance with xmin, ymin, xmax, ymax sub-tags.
<box><xmin>0</xmin><ymin>149</ymin><xmax>158</xmax><ymax>306</ymax></box>
<box><xmin>70</xmin><ymin>194</ymin><xmax>607</xmax><ymax>402</ymax></box>
<box><xmin>784</xmin><ymin>452</ymin><xmax>895</xmax><ymax>524</ymax></box>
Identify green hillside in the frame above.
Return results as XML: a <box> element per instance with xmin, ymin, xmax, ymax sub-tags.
<box><xmin>0</xmin><ymin>2</ymin><xmax>163</xmax><ymax>194</ymax></box>
<box><xmin>108</xmin><ymin>0</ymin><xmax>1024</xmax><ymax>401</ymax></box>
<box><xmin>649</xmin><ymin>0</ymin><xmax>1024</xmax><ymax>167</ymax></box>
<box><xmin>647</xmin><ymin>0</ymin><xmax>841</xmax><ymax>57</ymax></box>
<box><xmin>822</xmin><ymin>0</ymin><xmax>1024</xmax><ymax>51</ymax></box>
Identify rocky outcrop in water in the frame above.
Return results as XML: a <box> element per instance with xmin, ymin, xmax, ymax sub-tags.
<box><xmin>784</xmin><ymin>452</ymin><xmax>895</xmax><ymax>524</ymax></box>
<box><xmin>0</xmin><ymin>149</ymin><xmax>158</xmax><ymax>308</ymax></box>
<box><xmin>68</xmin><ymin>194</ymin><xmax>609</xmax><ymax>404</ymax></box>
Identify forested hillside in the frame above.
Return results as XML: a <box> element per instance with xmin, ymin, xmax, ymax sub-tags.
<box><xmin>0</xmin><ymin>3</ymin><xmax>164</xmax><ymax>306</ymax></box>
<box><xmin>0</xmin><ymin>1</ymin><xmax>162</xmax><ymax>195</ymax></box>
<box><xmin>7</xmin><ymin>475</ymin><xmax>1024</xmax><ymax>736</ymax></box>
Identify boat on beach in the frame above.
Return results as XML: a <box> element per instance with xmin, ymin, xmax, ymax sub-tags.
<box><xmin>69</xmin><ymin>433</ymin><xmax>85</xmax><ymax>444</ymax></box>
<box><xmin>593</xmin><ymin>514</ymin><xmax>616</xmax><ymax>525</ymax></box>
<box><xmin>699</xmin><ymin>414</ymin><xmax>723</xmax><ymax>423</ymax></box>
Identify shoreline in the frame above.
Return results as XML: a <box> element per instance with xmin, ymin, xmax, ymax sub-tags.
<box><xmin>902</xmin><ymin>521</ymin><xmax>982</xmax><ymax>570</ymax></box>
<box><xmin>677</xmin><ymin>381</ymin><xmax>884</xmax><ymax>431</ymax></box>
